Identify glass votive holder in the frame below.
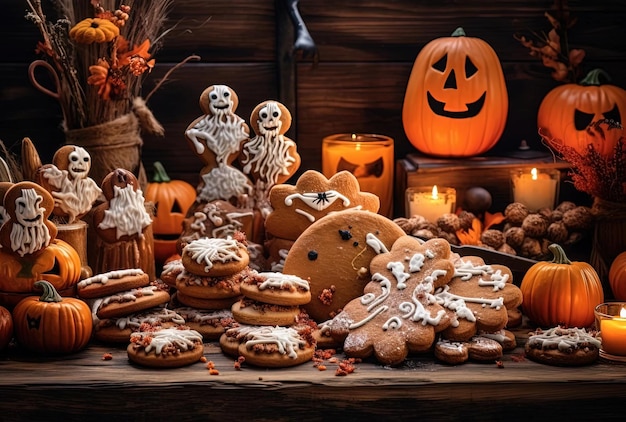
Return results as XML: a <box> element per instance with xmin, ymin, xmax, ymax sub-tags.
<box><xmin>595</xmin><ymin>302</ymin><xmax>626</xmax><ymax>362</ymax></box>
<box><xmin>510</xmin><ymin>167</ymin><xmax>560</xmax><ymax>211</ymax></box>
<box><xmin>405</xmin><ymin>185</ymin><xmax>456</xmax><ymax>223</ymax></box>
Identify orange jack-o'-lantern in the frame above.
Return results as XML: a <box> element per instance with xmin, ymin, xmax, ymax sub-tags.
<box><xmin>403</xmin><ymin>27</ymin><xmax>508</xmax><ymax>157</ymax></box>
<box><xmin>538</xmin><ymin>69</ymin><xmax>626</xmax><ymax>157</ymax></box>
<box><xmin>144</xmin><ymin>162</ymin><xmax>196</xmax><ymax>264</ymax></box>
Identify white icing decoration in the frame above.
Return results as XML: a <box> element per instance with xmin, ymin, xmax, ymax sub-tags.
<box><xmin>197</xmin><ymin>165</ymin><xmax>252</xmax><ymax>203</ymax></box>
<box><xmin>174</xmin><ymin>307</ymin><xmax>233</xmax><ymax>324</ymax></box>
<box><xmin>114</xmin><ymin>308</ymin><xmax>185</xmax><ymax>330</ymax></box>
<box><xmin>435</xmin><ymin>285</ymin><xmax>503</xmax><ymax>314</ymax></box>
<box><xmin>478</xmin><ymin>269</ymin><xmax>509</xmax><ymax>291</ymax></box>
<box><xmin>365</xmin><ymin>232</ymin><xmax>388</xmax><ymax>254</ymax></box>
<box><xmin>284</xmin><ymin>190</ymin><xmax>350</xmax><ymax>211</ymax></box>
<box><xmin>294</xmin><ymin>208</ymin><xmax>315</xmax><ymax>222</ymax></box>
<box><xmin>242</xmin><ymin>325</ymin><xmax>307</xmax><ymax>359</ymax></box>
<box><xmin>78</xmin><ymin>268</ymin><xmax>145</xmax><ymax>288</ymax></box>
<box><xmin>527</xmin><ymin>327</ymin><xmax>601</xmax><ymax>351</ymax></box>
<box><xmin>454</xmin><ymin>260</ymin><xmax>492</xmax><ymax>281</ymax></box>
<box><xmin>98</xmin><ymin>184</ymin><xmax>152</xmax><ymax>240</ymax></box>
<box><xmin>130</xmin><ymin>327</ymin><xmax>203</xmax><ymax>355</ymax></box>
<box><xmin>10</xmin><ymin>188</ymin><xmax>51</xmax><ymax>256</ymax></box>
<box><xmin>408</xmin><ymin>253</ymin><xmax>425</xmax><ymax>272</ymax></box>
<box><xmin>382</xmin><ymin>316</ymin><xmax>402</xmax><ymax>331</ymax></box>
<box><xmin>270</xmin><ymin>248</ymin><xmax>289</xmax><ymax>272</ymax></box>
<box><xmin>387</xmin><ymin>261</ymin><xmax>410</xmax><ymax>289</ymax></box>
<box><xmin>183</xmin><ymin>237</ymin><xmax>243</xmax><ymax>272</ymax></box>
<box><xmin>257</xmin><ymin>272</ymin><xmax>310</xmax><ymax>291</ymax></box>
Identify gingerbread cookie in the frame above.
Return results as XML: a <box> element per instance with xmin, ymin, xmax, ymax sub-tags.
<box><xmin>174</xmin><ymin>266</ymin><xmax>252</xmax><ymax>300</ymax></box>
<box><xmin>434</xmin><ymin>335</ymin><xmax>503</xmax><ymax>365</ymax></box>
<box><xmin>171</xmin><ymin>307</ymin><xmax>236</xmax><ymax>340</ymax></box>
<box><xmin>239</xmin><ymin>271</ymin><xmax>311</xmax><ymax>306</ymax></box>
<box><xmin>160</xmin><ymin>258</ymin><xmax>184</xmax><ymax>288</ymax></box>
<box><xmin>231</xmin><ymin>297</ymin><xmax>301</xmax><ymax>326</ymax></box>
<box><xmin>329</xmin><ymin>237</ymin><xmax>455</xmax><ymax>366</ymax></box>
<box><xmin>265</xmin><ymin>170</ymin><xmax>380</xmax><ymax>241</ymax></box>
<box><xmin>435</xmin><ymin>255</ymin><xmax>523</xmax><ymax>342</ymax></box>
<box><xmin>77</xmin><ymin>268</ymin><xmax>149</xmax><ymax>299</ymax></box>
<box><xmin>283</xmin><ymin>209</ymin><xmax>406</xmax><ymax>322</ymax></box>
<box><xmin>90</xmin><ymin>281</ymin><xmax>171</xmax><ymax>320</ymax></box>
<box><xmin>236</xmin><ymin>325</ymin><xmax>316</xmax><ymax>368</ymax></box>
<box><xmin>172</xmin><ymin>290</ymin><xmax>240</xmax><ymax>311</ymax></box>
<box><xmin>94</xmin><ymin>307</ymin><xmax>185</xmax><ymax>343</ymax></box>
<box><xmin>181</xmin><ymin>236</ymin><xmax>249</xmax><ymax>277</ymax></box>
<box><xmin>127</xmin><ymin>326</ymin><xmax>205</xmax><ymax>368</ymax></box>
<box><xmin>525</xmin><ymin>326</ymin><xmax>601</xmax><ymax>366</ymax></box>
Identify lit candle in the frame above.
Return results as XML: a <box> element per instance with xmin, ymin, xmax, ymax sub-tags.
<box><xmin>510</xmin><ymin>167</ymin><xmax>559</xmax><ymax>211</ymax></box>
<box><xmin>405</xmin><ymin>185</ymin><xmax>456</xmax><ymax>223</ymax></box>
<box><xmin>322</xmin><ymin>133</ymin><xmax>394</xmax><ymax>217</ymax></box>
<box><xmin>600</xmin><ymin>306</ymin><xmax>626</xmax><ymax>356</ymax></box>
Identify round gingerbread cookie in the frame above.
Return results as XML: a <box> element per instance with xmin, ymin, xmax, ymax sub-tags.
<box><xmin>479</xmin><ymin>329</ymin><xmax>517</xmax><ymax>351</ymax></box>
<box><xmin>239</xmin><ymin>271</ymin><xmax>311</xmax><ymax>306</ymax></box>
<box><xmin>181</xmin><ymin>236</ymin><xmax>249</xmax><ymax>277</ymax></box>
<box><xmin>282</xmin><ymin>209</ymin><xmax>405</xmax><ymax>322</ymax></box>
<box><xmin>231</xmin><ymin>298</ymin><xmax>301</xmax><ymax>326</ymax></box>
<box><xmin>94</xmin><ymin>307</ymin><xmax>185</xmax><ymax>344</ymax></box>
<box><xmin>172</xmin><ymin>291</ymin><xmax>240</xmax><ymax>311</ymax></box>
<box><xmin>91</xmin><ymin>282</ymin><xmax>171</xmax><ymax>320</ymax></box>
<box><xmin>172</xmin><ymin>307</ymin><xmax>236</xmax><ymax>341</ymax></box>
<box><xmin>174</xmin><ymin>267</ymin><xmax>251</xmax><ymax>300</ymax></box>
<box><xmin>160</xmin><ymin>258</ymin><xmax>185</xmax><ymax>288</ymax></box>
<box><xmin>127</xmin><ymin>327</ymin><xmax>205</xmax><ymax>368</ymax></box>
<box><xmin>236</xmin><ymin>325</ymin><xmax>315</xmax><ymax>368</ymax></box>
<box><xmin>219</xmin><ymin>324</ymin><xmax>257</xmax><ymax>357</ymax></box>
<box><xmin>525</xmin><ymin>326</ymin><xmax>601</xmax><ymax>366</ymax></box>
<box><xmin>434</xmin><ymin>339</ymin><xmax>469</xmax><ymax>365</ymax></box>
<box><xmin>77</xmin><ymin>268</ymin><xmax>149</xmax><ymax>299</ymax></box>
<box><xmin>467</xmin><ymin>336</ymin><xmax>503</xmax><ymax>362</ymax></box>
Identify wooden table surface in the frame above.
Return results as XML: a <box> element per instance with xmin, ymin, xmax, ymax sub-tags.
<box><xmin>1</xmin><ymin>327</ymin><xmax>625</xmax><ymax>422</ymax></box>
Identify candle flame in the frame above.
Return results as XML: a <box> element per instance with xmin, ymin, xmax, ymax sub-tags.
<box><xmin>351</xmin><ymin>133</ymin><xmax>361</xmax><ymax>151</ymax></box>
<box><xmin>531</xmin><ymin>167</ymin><xmax>538</xmax><ymax>180</ymax></box>
<box><xmin>431</xmin><ymin>185</ymin><xmax>439</xmax><ymax>200</ymax></box>
<box><xmin>620</xmin><ymin>307</ymin><xmax>626</xmax><ymax>318</ymax></box>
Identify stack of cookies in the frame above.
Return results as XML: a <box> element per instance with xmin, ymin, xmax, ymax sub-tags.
<box><xmin>161</xmin><ymin>235</ymin><xmax>250</xmax><ymax>340</ymax></box>
<box><xmin>220</xmin><ymin>271</ymin><xmax>317</xmax><ymax>367</ymax></box>
<box><xmin>77</xmin><ymin>268</ymin><xmax>172</xmax><ymax>343</ymax></box>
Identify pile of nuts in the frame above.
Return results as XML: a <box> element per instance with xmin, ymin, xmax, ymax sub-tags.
<box><xmin>394</xmin><ymin>201</ymin><xmax>593</xmax><ymax>260</ymax></box>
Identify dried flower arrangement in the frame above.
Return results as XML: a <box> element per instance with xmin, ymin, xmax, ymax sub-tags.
<box><xmin>541</xmin><ymin>119</ymin><xmax>626</xmax><ymax>203</ymax></box>
<box><xmin>26</xmin><ymin>0</ymin><xmax>172</xmax><ymax>129</ymax></box>
<box><xmin>514</xmin><ymin>0</ymin><xmax>585</xmax><ymax>84</ymax></box>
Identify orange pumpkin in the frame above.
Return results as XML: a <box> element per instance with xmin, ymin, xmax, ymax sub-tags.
<box><xmin>609</xmin><ymin>251</ymin><xmax>626</xmax><ymax>301</ymax></box>
<box><xmin>144</xmin><ymin>162</ymin><xmax>197</xmax><ymax>264</ymax></box>
<box><xmin>0</xmin><ymin>305</ymin><xmax>13</xmax><ymax>351</ymax></box>
<box><xmin>12</xmin><ymin>280</ymin><xmax>92</xmax><ymax>354</ymax></box>
<box><xmin>403</xmin><ymin>27</ymin><xmax>508</xmax><ymax>157</ymax></box>
<box><xmin>538</xmin><ymin>69</ymin><xmax>626</xmax><ymax>157</ymax></box>
<box><xmin>0</xmin><ymin>239</ymin><xmax>81</xmax><ymax>293</ymax></box>
<box><xmin>520</xmin><ymin>243</ymin><xmax>604</xmax><ymax>328</ymax></box>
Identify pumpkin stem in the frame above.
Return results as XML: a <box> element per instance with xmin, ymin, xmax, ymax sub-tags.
<box><xmin>548</xmin><ymin>243</ymin><xmax>572</xmax><ymax>265</ymax></box>
<box><xmin>451</xmin><ymin>27</ymin><xmax>466</xmax><ymax>37</ymax></box>
<box><xmin>34</xmin><ymin>280</ymin><xmax>63</xmax><ymax>303</ymax></box>
<box><xmin>580</xmin><ymin>69</ymin><xmax>612</xmax><ymax>86</ymax></box>
<box><xmin>152</xmin><ymin>161</ymin><xmax>171</xmax><ymax>183</ymax></box>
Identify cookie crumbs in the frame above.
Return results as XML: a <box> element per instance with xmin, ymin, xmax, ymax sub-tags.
<box><xmin>102</xmin><ymin>352</ymin><xmax>113</xmax><ymax>361</ymax></box>
<box><xmin>496</xmin><ymin>360</ymin><xmax>504</xmax><ymax>368</ymax></box>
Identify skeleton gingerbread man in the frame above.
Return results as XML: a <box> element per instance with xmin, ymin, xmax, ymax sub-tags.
<box><xmin>92</xmin><ymin>169</ymin><xmax>155</xmax><ymax>280</ymax></box>
<box><xmin>37</xmin><ymin>145</ymin><xmax>102</xmax><ymax>224</ymax></box>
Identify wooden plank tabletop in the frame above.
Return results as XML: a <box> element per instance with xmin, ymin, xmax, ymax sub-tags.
<box><xmin>1</xmin><ymin>327</ymin><xmax>625</xmax><ymax>421</ymax></box>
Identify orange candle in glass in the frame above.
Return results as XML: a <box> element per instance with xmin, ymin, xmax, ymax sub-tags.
<box><xmin>322</xmin><ymin>133</ymin><xmax>394</xmax><ymax>217</ymax></box>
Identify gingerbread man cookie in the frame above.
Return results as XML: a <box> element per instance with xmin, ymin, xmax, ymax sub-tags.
<box><xmin>330</xmin><ymin>237</ymin><xmax>455</xmax><ymax>366</ymax></box>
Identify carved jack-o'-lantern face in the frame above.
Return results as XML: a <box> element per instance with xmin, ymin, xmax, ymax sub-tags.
<box><xmin>402</xmin><ymin>27</ymin><xmax>508</xmax><ymax>157</ymax></box>
<box><xmin>538</xmin><ymin>69</ymin><xmax>626</xmax><ymax>157</ymax></box>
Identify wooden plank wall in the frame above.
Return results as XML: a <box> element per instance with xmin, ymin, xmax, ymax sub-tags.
<box><xmin>2</xmin><ymin>0</ymin><xmax>626</xmax><ymax>192</ymax></box>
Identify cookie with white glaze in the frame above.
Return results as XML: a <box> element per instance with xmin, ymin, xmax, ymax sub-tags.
<box><xmin>239</xmin><ymin>271</ymin><xmax>311</xmax><ymax>306</ymax></box>
<box><xmin>171</xmin><ymin>307</ymin><xmax>236</xmax><ymax>340</ymax></box>
<box><xmin>89</xmin><ymin>280</ymin><xmax>171</xmax><ymax>320</ymax></box>
<box><xmin>175</xmin><ymin>266</ymin><xmax>252</xmax><ymax>300</ymax></box>
<box><xmin>525</xmin><ymin>326</ymin><xmax>600</xmax><ymax>366</ymax></box>
<box><xmin>283</xmin><ymin>209</ymin><xmax>405</xmax><ymax>322</ymax></box>
<box><xmin>127</xmin><ymin>326</ymin><xmax>205</xmax><ymax>368</ymax></box>
<box><xmin>94</xmin><ymin>307</ymin><xmax>185</xmax><ymax>343</ymax></box>
<box><xmin>77</xmin><ymin>268</ymin><xmax>149</xmax><ymax>299</ymax></box>
<box><xmin>181</xmin><ymin>235</ymin><xmax>249</xmax><ymax>277</ymax></box>
<box><xmin>236</xmin><ymin>325</ymin><xmax>316</xmax><ymax>368</ymax></box>
<box><xmin>231</xmin><ymin>297</ymin><xmax>301</xmax><ymax>326</ymax></box>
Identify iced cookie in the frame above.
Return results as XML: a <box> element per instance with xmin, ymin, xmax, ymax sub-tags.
<box><xmin>77</xmin><ymin>268</ymin><xmax>149</xmax><ymax>299</ymax></box>
<box><xmin>174</xmin><ymin>266</ymin><xmax>253</xmax><ymax>300</ymax></box>
<box><xmin>127</xmin><ymin>326</ymin><xmax>205</xmax><ymax>368</ymax></box>
<box><xmin>283</xmin><ymin>209</ymin><xmax>406</xmax><ymax>322</ymax></box>
<box><xmin>231</xmin><ymin>297</ymin><xmax>301</xmax><ymax>326</ymax></box>
<box><xmin>171</xmin><ymin>307</ymin><xmax>236</xmax><ymax>340</ymax></box>
<box><xmin>94</xmin><ymin>307</ymin><xmax>185</xmax><ymax>343</ymax></box>
<box><xmin>525</xmin><ymin>326</ymin><xmax>600</xmax><ymax>366</ymax></box>
<box><xmin>172</xmin><ymin>290</ymin><xmax>240</xmax><ymax>311</ymax></box>
<box><xmin>90</xmin><ymin>281</ymin><xmax>171</xmax><ymax>320</ymax></box>
<box><xmin>239</xmin><ymin>271</ymin><xmax>311</xmax><ymax>306</ymax></box>
<box><xmin>236</xmin><ymin>325</ymin><xmax>316</xmax><ymax>368</ymax></box>
<box><xmin>181</xmin><ymin>235</ymin><xmax>249</xmax><ymax>277</ymax></box>
<box><xmin>265</xmin><ymin>170</ymin><xmax>380</xmax><ymax>241</ymax></box>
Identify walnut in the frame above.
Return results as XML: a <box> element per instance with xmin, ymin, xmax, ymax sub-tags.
<box><xmin>437</xmin><ymin>230</ymin><xmax>460</xmax><ymax>245</ymax></box>
<box><xmin>457</xmin><ymin>210</ymin><xmax>476</xmax><ymax>230</ymax></box>
<box><xmin>562</xmin><ymin>206</ymin><xmax>593</xmax><ymax>231</ymax></box>
<box><xmin>520</xmin><ymin>237</ymin><xmax>542</xmax><ymax>258</ymax></box>
<box><xmin>393</xmin><ymin>216</ymin><xmax>426</xmax><ymax>234</ymax></box>
<box><xmin>437</xmin><ymin>213</ymin><xmax>460</xmax><ymax>233</ymax></box>
<box><xmin>480</xmin><ymin>229</ymin><xmax>504</xmax><ymax>249</ymax></box>
<box><xmin>504</xmin><ymin>226</ymin><xmax>525</xmax><ymax>249</ymax></box>
<box><xmin>504</xmin><ymin>202</ymin><xmax>529</xmax><ymax>225</ymax></box>
<box><xmin>497</xmin><ymin>242</ymin><xmax>517</xmax><ymax>256</ymax></box>
<box><xmin>555</xmin><ymin>201</ymin><xmax>577</xmax><ymax>213</ymax></box>
<box><xmin>536</xmin><ymin>207</ymin><xmax>553</xmax><ymax>222</ymax></box>
<box><xmin>551</xmin><ymin>210</ymin><xmax>563</xmax><ymax>222</ymax></box>
<box><xmin>521</xmin><ymin>214</ymin><xmax>549</xmax><ymax>238</ymax></box>
<box><xmin>414</xmin><ymin>228</ymin><xmax>437</xmax><ymax>239</ymax></box>
<box><xmin>546</xmin><ymin>221</ymin><xmax>568</xmax><ymax>244</ymax></box>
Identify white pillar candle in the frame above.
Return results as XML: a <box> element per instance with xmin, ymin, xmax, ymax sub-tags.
<box><xmin>510</xmin><ymin>168</ymin><xmax>559</xmax><ymax>211</ymax></box>
<box><xmin>405</xmin><ymin>185</ymin><xmax>456</xmax><ymax>223</ymax></box>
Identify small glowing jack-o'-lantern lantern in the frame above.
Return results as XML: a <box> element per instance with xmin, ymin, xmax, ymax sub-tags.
<box><xmin>403</xmin><ymin>27</ymin><xmax>509</xmax><ymax>157</ymax></box>
<box><xmin>538</xmin><ymin>69</ymin><xmax>626</xmax><ymax>157</ymax></box>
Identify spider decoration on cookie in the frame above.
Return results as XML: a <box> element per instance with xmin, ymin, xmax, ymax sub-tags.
<box><xmin>37</xmin><ymin>145</ymin><xmax>102</xmax><ymax>224</ymax></box>
<box><xmin>185</xmin><ymin>85</ymin><xmax>253</xmax><ymax>205</ymax></box>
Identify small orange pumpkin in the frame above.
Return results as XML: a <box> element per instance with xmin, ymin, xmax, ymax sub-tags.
<box><xmin>520</xmin><ymin>243</ymin><xmax>604</xmax><ymax>328</ymax></box>
<box><xmin>144</xmin><ymin>162</ymin><xmax>196</xmax><ymax>264</ymax></box>
<box><xmin>12</xmin><ymin>280</ymin><xmax>92</xmax><ymax>354</ymax></box>
<box><xmin>0</xmin><ymin>305</ymin><xmax>13</xmax><ymax>351</ymax></box>
<box><xmin>538</xmin><ymin>69</ymin><xmax>626</xmax><ymax>157</ymax></box>
<box><xmin>609</xmin><ymin>251</ymin><xmax>626</xmax><ymax>301</ymax></box>
<box><xmin>403</xmin><ymin>27</ymin><xmax>508</xmax><ymax>157</ymax></box>
<box><xmin>0</xmin><ymin>239</ymin><xmax>81</xmax><ymax>293</ymax></box>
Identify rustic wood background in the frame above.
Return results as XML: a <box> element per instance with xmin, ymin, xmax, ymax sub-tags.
<box><xmin>2</xmin><ymin>0</ymin><xmax>626</xmax><ymax>196</ymax></box>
